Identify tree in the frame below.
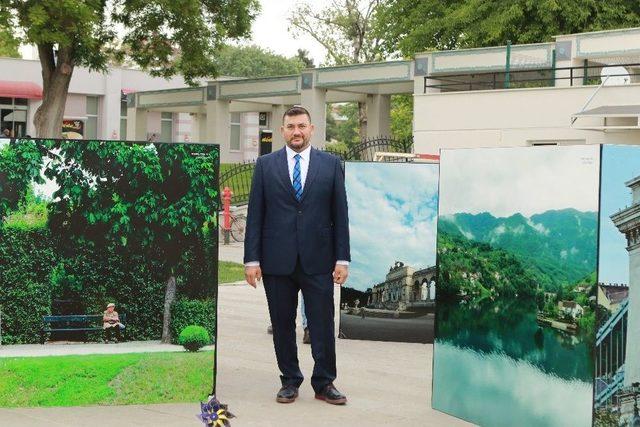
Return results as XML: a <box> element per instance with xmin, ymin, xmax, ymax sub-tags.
<box><xmin>0</xmin><ymin>1</ymin><xmax>260</xmax><ymax>138</ymax></box>
<box><xmin>0</xmin><ymin>27</ymin><xmax>20</xmax><ymax>57</ymax></box>
<box><xmin>42</xmin><ymin>140</ymin><xmax>220</xmax><ymax>343</ymax></box>
<box><xmin>375</xmin><ymin>0</ymin><xmax>640</xmax><ymax>57</ymax></box>
<box><xmin>289</xmin><ymin>0</ymin><xmax>385</xmax><ymax>139</ymax></box>
<box><xmin>296</xmin><ymin>48</ymin><xmax>315</xmax><ymax>68</ymax></box>
<box><xmin>215</xmin><ymin>44</ymin><xmax>305</xmax><ymax>77</ymax></box>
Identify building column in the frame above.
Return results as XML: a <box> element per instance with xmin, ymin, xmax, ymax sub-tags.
<box><xmin>205</xmin><ymin>99</ymin><xmax>230</xmax><ymax>162</ymax></box>
<box><xmin>271</xmin><ymin>104</ymin><xmax>287</xmax><ymax>151</ymax></box>
<box><xmin>103</xmin><ymin>68</ymin><xmax>122</xmax><ymax>139</ymax></box>
<box><xmin>366</xmin><ymin>94</ymin><xmax>391</xmax><ymax>138</ymax></box>
<box><xmin>300</xmin><ymin>87</ymin><xmax>326</xmax><ymax>148</ymax></box>
<box><xmin>126</xmin><ymin>104</ymin><xmax>148</xmax><ymax>142</ymax></box>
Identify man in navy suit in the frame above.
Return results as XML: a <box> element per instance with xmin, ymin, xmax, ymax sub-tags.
<box><xmin>244</xmin><ymin>105</ymin><xmax>350</xmax><ymax>405</ymax></box>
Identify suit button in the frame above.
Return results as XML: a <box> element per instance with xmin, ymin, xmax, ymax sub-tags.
<box><xmin>298</xmin><ymin>211</ymin><xmax>302</xmax><ymax>214</ymax></box>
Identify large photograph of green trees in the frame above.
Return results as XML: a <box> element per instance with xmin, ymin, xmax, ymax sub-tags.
<box><xmin>0</xmin><ymin>138</ymin><xmax>219</xmax><ymax>407</ymax></box>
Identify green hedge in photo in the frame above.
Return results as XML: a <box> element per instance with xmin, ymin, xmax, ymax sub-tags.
<box><xmin>0</xmin><ymin>227</ymin><xmax>216</xmax><ymax>344</ymax></box>
<box><xmin>0</xmin><ymin>228</ymin><xmax>58</xmax><ymax>344</ymax></box>
<box><xmin>170</xmin><ymin>298</ymin><xmax>216</xmax><ymax>345</ymax></box>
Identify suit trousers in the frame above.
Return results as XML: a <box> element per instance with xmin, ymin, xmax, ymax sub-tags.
<box><xmin>263</xmin><ymin>259</ymin><xmax>336</xmax><ymax>393</ymax></box>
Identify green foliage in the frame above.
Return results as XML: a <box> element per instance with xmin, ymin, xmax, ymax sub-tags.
<box><xmin>439</xmin><ymin>209</ymin><xmax>598</xmax><ymax>291</ymax></box>
<box><xmin>0</xmin><ymin>351</ymin><xmax>214</xmax><ymax>406</ymax></box>
<box><xmin>0</xmin><ymin>1</ymin><xmax>260</xmax><ymax>84</ymax></box>
<box><xmin>437</xmin><ymin>232</ymin><xmax>538</xmax><ymax>300</ymax></box>
<box><xmin>375</xmin><ymin>0</ymin><xmax>640</xmax><ymax>56</ymax></box>
<box><xmin>0</xmin><ymin>140</ymin><xmax>45</xmax><ymax>220</ymax></box>
<box><xmin>0</xmin><ymin>228</ymin><xmax>58</xmax><ymax>344</ymax></box>
<box><xmin>3</xmin><ymin>187</ymin><xmax>48</xmax><ymax>230</ymax></box>
<box><xmin>289</xmin><ymin>1</ymin><xmax>384</xmax><ymax>65</ymax></box>
<box><xmin>0</xmin><ymin>27</ymin><xmax>20</xmax><ymax>57</ymax></box>
<box><xmin>178</xmin><ymin>325</ymin><xmax>211</xmax><ymax>352</ymax></box>
<box><xmin>327</xmin><ymin>103</ymin><xmax>360</xmax><ymax>147</ymax></box>
<box><xmin>390</xmin><ymin>94</ymin><xmax>413</xmax><ymax>140</ymax></box>
<box><xmin>170</xmin><ymin>299</ymin><xmax>216</xmax><ymax>345</ymax></box>
<box><xmin>215</xmin><ymin>44</ymin><xmax>306</xmax><ymax>77</ymax></box>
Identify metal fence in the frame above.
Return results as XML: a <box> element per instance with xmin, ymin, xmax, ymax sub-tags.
<box><xmin>219</xmin><ymin>136</ymin><xmax>414</xmax><ymax>206</ymax></box>
<box><xmin>424</xmin><ymin>62</ymin><xmax>640</xmax><ymax>93</ymax></box>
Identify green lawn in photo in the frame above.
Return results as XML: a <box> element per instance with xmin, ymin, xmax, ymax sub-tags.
<box><xmin>0</xmin><ymin>351</ymin><xmax>215</xmax><ymax>407</ymax></box>
<box><xmin>218</xmin><ymin>261</ymin><xmax>245</xmax><ymax>284</ymax></box>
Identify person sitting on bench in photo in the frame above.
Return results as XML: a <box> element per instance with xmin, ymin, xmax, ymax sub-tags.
<box><xmin>103</xmin><ymin>303</ymin><xmax>125</xmax><ymax>343</ymax></box>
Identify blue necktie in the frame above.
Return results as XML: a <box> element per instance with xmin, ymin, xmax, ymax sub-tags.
<box><xmin>292</xmin><ymin>154</ymin><xmax>302</xmax><ymax>201</ymax></box>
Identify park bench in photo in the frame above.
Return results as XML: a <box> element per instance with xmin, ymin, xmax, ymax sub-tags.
<box><xmin>40</xmin><ymin>314</ymin><xmax>127</xmax><ymax>344</ymax></box>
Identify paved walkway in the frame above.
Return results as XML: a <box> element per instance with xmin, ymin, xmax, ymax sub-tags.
<box><xmin>0</xmin><ymin>281</ymin><xmax>472</xmax><ymax>427</ymax></box>
<box><xmin>0</xmin><ymin>341</ymin><xmax>214</xmax><ymax>358</ymax></box>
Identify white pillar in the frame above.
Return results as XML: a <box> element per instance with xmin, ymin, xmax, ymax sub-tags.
<box><xmin>205</xmin><ymin>99</ymin><xmax>230</xmax><ymax>162</ymax></box>
<box><xmin>103</xmin><ymin>68</ymin><xmax>122</xmax><ymax>139</ymax></box>
<box><xmin>126</xmin><ymin>106</ymin><xmax>148</xmax><ymax>142</ymax></box>
<box><xmin>625</xmin><ymin>244</ymin><xmax>640</xmax><ymax>386</ymax></box>
<box><xmin>300</xmin><ymin>87</ymin><xmax>326</xmax><ymax>148</ymax></box>
<box><xmin>366</xmin><ymin>94</ymin><xmax>391</xmax><ymax>138</ymax></box>
<box><xmin>271</xmin><ymin>104</ymin><xmax>287</xmax><ymax>152</ymax></box>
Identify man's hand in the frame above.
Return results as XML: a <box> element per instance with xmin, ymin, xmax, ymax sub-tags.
<box><xmin>245</xmin><ymin>265</ymin><xmax>262</xmax><ymax>288</ymax></box>
<box><xmin>333</xmin><ymin>264</ymin><xmax>349</xmax><ymax>285</ymax></box>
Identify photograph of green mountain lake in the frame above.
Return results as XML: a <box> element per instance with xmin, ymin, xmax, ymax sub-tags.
<box><xmin>0</xmin><ymin>138</ymin><xmax>219</xmax><ymax>407</ymax></box>
<box><xmin>339</xmin><ymin>162</ymin><xmax>439</xmax><ymax>343</ymax></box>
<box><xmin>594</xmin><ymin>144</ymin><xmax>640</xmax><ymax>427</ymax></box>
<box><xmin>432</xmin><ymin>145</ymin><xmax>600</xmax><ymax>427</ymax></box>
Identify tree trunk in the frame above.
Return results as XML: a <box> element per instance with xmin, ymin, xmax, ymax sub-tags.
<box><xmin>34</xmin><ymin>44</ymin><xmax>75</xmax><ymax>138</ymax></box>
<box><xmin>161</xmin><ymin>275</ymin><xmax>177</xmax><ymax>343</ymax></box>
<box><xmin>358</xmin><ymin>101</ymin><xmax>367</xmax><ymax>140</ymax></box>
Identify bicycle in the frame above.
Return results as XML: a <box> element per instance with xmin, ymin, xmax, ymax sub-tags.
<box><xmin>221</xmin><ymin>209</ymin><xmax>246</xmax><ymax>243</ymax></box>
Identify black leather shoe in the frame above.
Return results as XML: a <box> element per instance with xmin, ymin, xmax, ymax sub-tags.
<box><xmin>315</xmin><ymin>383</ymin><xmax>347</xmax><ymax>405</ymax></box>
<box><xmin>303</xmin><ymin>328</ymin><xmax>311</xmax><ymax>344</ymax></box>
<box><xmin>276</xmin><ymin>384</ymin><xmax>299</xmax><ymax>403</ymax></box>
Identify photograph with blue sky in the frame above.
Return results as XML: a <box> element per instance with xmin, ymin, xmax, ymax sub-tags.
<box><xmin>345</xmin><ymin>162</ymin><xmax>439</xmax><ymax>292</ymax></box>
<box><xmin>433</xmin><ymin>145</ymin><xmax>601</xmax><ymax>427</ymax></box>
<box><xmin>439</xmin><ymin>145</ymin><xmax>600</xmax><ymax>218</ymax></box>
<box><xmin>599</xmin><ymin>144</ymin><xmax>640</xmax><ymax>285</ymax></box>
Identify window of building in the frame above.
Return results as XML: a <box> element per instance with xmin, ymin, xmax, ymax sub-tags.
<box><xmin>230</xmin><ymin>112</ymin><xmax>241</xmax><ymax>151</ymax></box>
<box><xmin>85</xmin><ymin>96</ymin><xmax>99</xmax><ymax>139</ymax></box>
<box><xmin>0</xmin><ymin>97</ymin><xmax>28</xmax><ymax>137</ymax></box>
<box><xmin>120</xmin><ymin>99</ymin><xmax>127</xmax><ymax>140</ymax></box>
<box><xmin>160</xmin><ymin>112</ymin><xmax>173</xmax><ymax>142</ymax></box>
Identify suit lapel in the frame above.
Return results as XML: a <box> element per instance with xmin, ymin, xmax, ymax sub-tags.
<box><xmin>275</xmin><ymin>147</ymin><xmax>298</xmax><ymax>203</ymax></box>
<box><xmin>300</xmin><ymin>147</ymin><xmax>320</xmax><ymax>203</ymax></box>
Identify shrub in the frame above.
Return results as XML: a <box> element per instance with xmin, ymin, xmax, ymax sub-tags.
<box><xmin>178</xmin><ymin>325</ymin><xmax>210</xmax><ymax>352</ymax></box>
<box><xmin>170</xmin><ymin>298</ymin><xmax>216</xmax><ymax>345</ymax></box>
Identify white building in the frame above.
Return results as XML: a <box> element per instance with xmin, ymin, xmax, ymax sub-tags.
<box><xmin>0</xmin><ymin>57</ymin><xmax>202</xmax><ymax>142</ymax></box>
<box><xmin>3</xmin><ymin>26</ymin><xmax>640</xmax><ymax>164</ymax></box>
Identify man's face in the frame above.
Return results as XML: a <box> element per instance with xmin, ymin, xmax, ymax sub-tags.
<box><xmin>281</xmin><ymin>113</ymin><xmax>314</xmax><ymax>152</ymax></box>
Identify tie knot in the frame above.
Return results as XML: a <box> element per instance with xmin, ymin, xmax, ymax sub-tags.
<box><xmin>294</xmin><ymin>154</ymin><xmax>301</xmax><ymax>161</ymax></box>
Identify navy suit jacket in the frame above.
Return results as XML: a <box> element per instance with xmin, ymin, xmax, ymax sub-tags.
<box><xmin>244</xmin><ymin>147</ymin><xmax>350</xmax><ymax>276</ymax></box>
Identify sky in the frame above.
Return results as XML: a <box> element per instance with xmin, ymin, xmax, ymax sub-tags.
<box><xmin>598</xmin><ymin>145</ymin><xmax>640</xmax><ymax>285</ymax></box>
<box><xmin>242</xmin><ymin>0</ymin><xmax>332</xmax><ymax>66</ymax></box>
<box><xmin>345</xmin><ymin>162</ymin><xmax>439</xmax><ymax>292</ymax></box>
<box><xmin>438</xmin><ymin>145</ymin><xmax>601</xmax><ymax>218</ymax></box>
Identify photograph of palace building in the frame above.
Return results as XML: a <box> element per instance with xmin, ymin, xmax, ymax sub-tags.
<box><xmin>369</xmin><ymin>262</ymin><xmax>436</xmax><ymax>310</ymax></box>
<box><xmin>339</xmin><ymin>162</ymin><xmax>438</xmax><ymax>344</ymax></box>
<box><xmin>595</xmin><ymin>145</ymin><xmax>640</xmax><ymax>427</ymax></box>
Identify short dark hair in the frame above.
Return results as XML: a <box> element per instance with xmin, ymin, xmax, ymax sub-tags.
<box><xmin>282</xmin><ymin>105</ymin><xmax>311</xmax><ymax>124</ymax></box>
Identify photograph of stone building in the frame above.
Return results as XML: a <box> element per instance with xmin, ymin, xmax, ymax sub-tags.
<box><xmin>595</xmin><ymin>145</ymin><xmax>640</xmax><ymax>427</ymax></box>
<box><xmin>339</xmin><ymin>162</ymin><xmax>438</xmax><ymax>344</ymax></box>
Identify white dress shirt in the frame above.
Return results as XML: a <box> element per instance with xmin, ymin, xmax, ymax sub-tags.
<box><xmin>245</xmin><ymin>145</ymin><xmax>348</xmax><ymax>267</ymax></box>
